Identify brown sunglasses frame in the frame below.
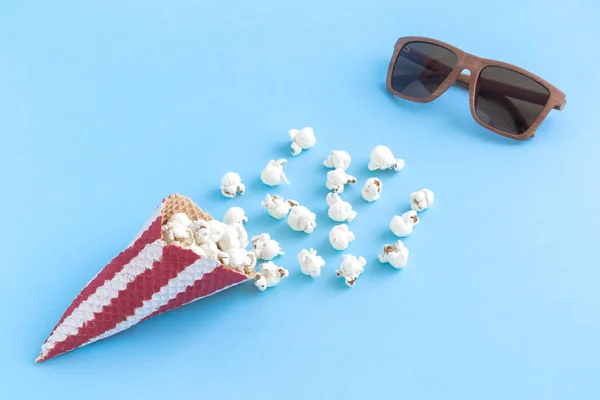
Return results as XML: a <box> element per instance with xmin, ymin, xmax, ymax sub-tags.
<box><xmin>386</xmin><ymin>37</ymin><xmax>567</xmax><ymax>140</ymax></box>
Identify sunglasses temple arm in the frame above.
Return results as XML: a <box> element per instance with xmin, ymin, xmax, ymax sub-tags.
<box><xmin>455</xmin><ymin>73</ymin><xmax>541</xmax><ymax>106</ymax></box>
<box><xmin>455</xmin><ymin>74</ymin><xmax>565</xmax><ymax>110</ymax></box>
<box><xmin>457</xmin><ymin>74</ymin><xmax>528</xmax><ymax>127</ymax></box>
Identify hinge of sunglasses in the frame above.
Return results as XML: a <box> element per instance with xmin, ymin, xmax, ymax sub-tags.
<box><xmin>554</xmin><ymin>99</ymin><xmax>567</xmax><ymax>111</ymax></box>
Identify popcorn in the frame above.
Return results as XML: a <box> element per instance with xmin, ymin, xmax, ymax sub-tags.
<box><xmin>235</xmin><ymin>225</ymin><xmax>249</xmax><ymax>249</ymax></box>
<box><xmin>220</xmin><ymin>172</ymin><xmax>245</xmax><ymax>198</ymax></box>
<box><xmin>323</xmin><ymin>150</ymin><xmax>351</xmax><ymax>170</ymax></box>
<box><xmin>223</xmin><ymin>206</ymin><xmax>248</xmax><ymax>225</ymax></box>
<box><xmin>187</xmin><ymin>218</ymin><xmax>228</xmax><ymax>262</ymax></box>
<box><xmin>218</xmin><ymin>225</ymin><xmax>242</xmax><ymax>252</ymax></box>
<box><xmin>326</xmin><ymin>193</ymin><xmax>357</xmax><ymax>223</ymax></box>
<box><xmin>189</xmin><ymin>219</ymin><xmax>212</xmax><ymax>245</ymax></box>
<box><xmin>190</xmin><ymin>241</ymin><xmax>214</xmax><ymax>257</ymax></box>
<box><xmin>287</xmin><ymin>204</ymin><xmax>317</xmax><ymax>233</ymax></box>
<box><xmin>389</xmin><ymin>210</ymin><xmax>419</xmax><ymax>237</ymax></box>
<box><xmin>261</xmin><ymin>159</ymin><xmax>291</xmax><ymax>186</ymax></box>
<box><xmin>254</xmin><ymin>261</ymin><xmax>289</xmax><ymax>291</ymax></box>
<box><xmin>223</xmin><ymin>206</ymin><xmax>249</xmax><ymax>248</ymax></box>
<box><xmin>297</xmin><ymin>248</ymin><xmax>326</xmax><ymax>278</ymax></box>
<box><xmin>225</xmin><ymin>248</ymin><xmax>257</xmax><ymax>275</ymax></box>
<box><xmin>262</xmin><ymin>193</ymin><xmax>298</xmax><ymax>219</ymax></box>
<box><xmin>164</xmin><ymin>208</ymin><xmax>255</xmax><ymax>271</ymax></box>
<box><xmin>378</xmin><ymin>240</ymin><xmax>409</xmax><ymax>269</ymax></box>
<box><xmin>168</xmin><ymin>212</ymin><xmax>192</xmax><ymax>227</ymax></box>
<box><xmin>289</xmin><ymin>127</ymin><xmax>316</xmax><ymax>156</ymax></box>
<box><xmin>336</xmin><ymin>255</ymin><xmax>366</xmax><ymax>287</ymax></box>
<box><xmin>161</xmin><ymin>227</ymin><xmax>194</xmax><ymax>247</ymax></box>
<box><xmin>189</xmin><ymin>218</ymin><xmax>227</xmax><ymax>246</ymax></box>
<box><xmin>191</xmin><ymin>218</ymin><xmax>224</xmax><ymax>244</ymax></box>
<box><xmin>218</xmin><ymin>207</ymin><xmax>249</xmax><ymax>251</ymax></box>
<box><xmin>329</xmin><ymin>224</ymin><xmax>355</xmax><ymax>250</ymax></box>
<box><xmin>161</xmin><ymin>213</ymin><xmax>194</xmax><ymax>247</ymax></box>
<box><xmin>251</xmin><ymin>233</ymin><xmax>284</xmax><ymax>261</ymax></box>
<box><xmin>361</xmin><ymin>177</ymin><xmax>382</xmax><ymax>202</ymax></box>
<box><xmin>410</xmin><ymin>189</ymin><xmax>434</xmax><ymax>212</ymax></box>
<box><xmin>206</xmin><ymin>219</ymin><xmax>226</xmax><ymax>243</ymax></box>
<box><xmin>368</xmin><ymin>145</ymin><xmax>405</xmax><ymax>171</ymax></box>
<box><xmin>326</xmin><ymin>168</ymin><xmax>357</xmax><ymax>193</ymax></box>
<box><xmin>189</xmin><ymin>219</ymin><xmax>210</xmax><ymax>243</ymax></box>
<box><xmin>191</xmin><ymin>241</ymin><xmax>229</xmax><ymax>263</ymax></box>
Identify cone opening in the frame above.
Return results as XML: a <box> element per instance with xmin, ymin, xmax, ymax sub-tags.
<box><xmin>160</xmin><ymin>194</ymin><xmax>254</xmax><ymax>277</ymax></box>
<box><xmin>161</xmin><ymin>194</ymin><xmax>213</xmax><ymax>223</ymax></box>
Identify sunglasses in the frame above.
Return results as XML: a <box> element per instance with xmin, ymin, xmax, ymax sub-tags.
<box><xmin>386</xmin><ymin>37</ymin><xmax>567</xmax><ymax>140</ymax></box>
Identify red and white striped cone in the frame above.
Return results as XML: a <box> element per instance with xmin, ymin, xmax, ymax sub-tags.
<box><xmin>36</xmin><ymin>194</ymin><xmax>250</xmax><ymax>362</ymax></box>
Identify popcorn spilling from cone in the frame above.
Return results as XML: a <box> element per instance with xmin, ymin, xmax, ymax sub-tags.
<box><xmin>37</xmin><ymin>130</ymin><xmax>438</xmax><ymax>362</ymax></box>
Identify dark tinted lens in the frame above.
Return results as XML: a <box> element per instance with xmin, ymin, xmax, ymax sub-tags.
<box><xmin>475</xmin><ymin>66</ymin><xmax>550</xmax><ymax>135</ymax></box>
<box><xmin>391</xmin><ymin>41</ymin><xmax>458</xmax><ymax>98</ymax></box>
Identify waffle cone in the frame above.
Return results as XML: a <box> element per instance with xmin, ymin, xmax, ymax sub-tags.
<box><xmin>36</xmin><ymin>194</ymin><xmax>249</xmax><ymax>363</ymax></box>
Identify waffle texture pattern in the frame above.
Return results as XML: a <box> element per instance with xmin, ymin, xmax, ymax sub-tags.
<box><xmin>36</xmin><ymin>194</ymin><xmax>248</xmax><ymax>362</ymax></box>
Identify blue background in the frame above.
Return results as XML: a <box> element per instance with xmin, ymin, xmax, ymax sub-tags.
<box><xmin>1</xmin><ymin>1</ymin><xmax>599</xmax><ymax>399</ymax></box>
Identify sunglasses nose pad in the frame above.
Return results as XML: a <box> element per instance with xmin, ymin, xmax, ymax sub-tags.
<box><xmin>457</xmin><ymin>69</ymin><xmax>472</xmax><ymax>89</ymax></box>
